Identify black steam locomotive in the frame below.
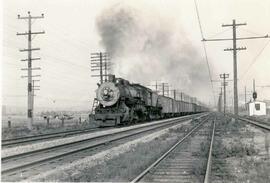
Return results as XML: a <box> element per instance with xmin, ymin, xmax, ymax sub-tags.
<box><xmin>93</xmin><ymin>75</ymin><xmax>208</xmax><ymax>126</ymax></box>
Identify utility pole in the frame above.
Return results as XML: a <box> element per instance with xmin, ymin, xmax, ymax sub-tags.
<box><xmin>160</xmin><ymin>83</ymin><xmax>169</xmax><ymax>96</ymax></box>
<box><xmin>32</xmin><ymin>79</ymin><xmax>40</xmax><ymax>117</ymax></box>
<box><xmin>245</xmin><ymin>86</ymin><xmax>247</xmax><ymax>110</ymax></box>
<box><xmin>220</xmin><ymin>87</ymin><xmax>223</xmax><ymax>112</ymax></box>
<box><xmin>162</xmin><ymin>83</ymin><xmax>165</xmax><ymax>96</ymax></box>
<box><xmin>17</xmin><ymin>11</ymin><xmax>44</xmax><ymax>129</ymax></box>
<box><xmin>168</xmin><ymin>89</ymin><xmax>179</xmax><ymax>100</ymax></box>
<box><xmin>252</xmin><ymin>79</ymin><xmax>257</xmax><ymax>101</ymax></box>
<box><xmin>173</xmin><ymin>89</ymin><xmax>176</xmax><ymax>100</ymax></box>
<box><xmin>220</xmin><ymin>73</ymin><xmax>229</xmax><ymax>115</ymax></box>
<box><xmin>203</xmin><ymin>19</ymin><xmax>269</xmax><ymax>117</ymax></box>
<box><xmin>91</xmin><ymin>52</ymin><xmax>110</xmax><ymax>84</ymax></box>
<box><xmin>218</xmin><ymin>88</ymin><xmax>222</xmax><ymax>112</ymax></box>
<box><xmin>253</xmin><ymin>79</ymin><xmax>256</xmax><ymax>93</ymax></box>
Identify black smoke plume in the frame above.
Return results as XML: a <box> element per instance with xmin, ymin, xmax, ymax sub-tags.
<box><xmin>96</xmin><ymin>4</ymin><xmax>211</xmax><ymax>101</ymax></box>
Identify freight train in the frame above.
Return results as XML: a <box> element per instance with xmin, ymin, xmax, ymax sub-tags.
<box><xmin>93</xmin><ymin>75</ymin><xmax>208</xmax><ymax>126</ymax></box>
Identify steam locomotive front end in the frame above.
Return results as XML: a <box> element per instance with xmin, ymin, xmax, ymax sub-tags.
<box><xmin>94</xmin><ymin>80</ymin><xmax>123</xmax><ymax>126</ymax></box>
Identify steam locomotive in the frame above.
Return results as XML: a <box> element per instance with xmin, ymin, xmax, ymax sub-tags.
<box><xmin>93</xmin><ymin>75</ymin><xmax>208</xmax><ymax>126</ymax></box>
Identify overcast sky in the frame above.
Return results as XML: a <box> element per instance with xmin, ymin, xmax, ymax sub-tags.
<box><xmin>2</xmin><ymin>0</ymin><xmax>270</xmax><ymax>110</ymax></box>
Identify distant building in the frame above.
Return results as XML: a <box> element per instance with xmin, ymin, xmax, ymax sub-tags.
<box><xmin>248</xmin><ymin>101</ymin><xmax>266</xmax><ymax>116</ymax></box>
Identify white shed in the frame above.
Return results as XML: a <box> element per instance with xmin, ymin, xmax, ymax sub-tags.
<box><xmin>248</xmin><ymin>101</ymin><xmax>266</xmax><ymax>116</ymax></box>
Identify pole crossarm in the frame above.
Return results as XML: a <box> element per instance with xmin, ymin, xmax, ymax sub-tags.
<box><xmin>91</xmin><ymin>52</ymin><xmax>110</xmax><ymax>83</ymax></box>
<box><xmin>222</xmin><ymin>23</ymin><xmax>247</xmax><ymax>27</ymax></box>
<box><xmin>21</xmin><ymin>58</ymin><xmax>41</xmax><ymax>61</ymax></box>
<box><xmin>211</xmin><ymin>79</ymin><xmax>233</xmax><ymax>82</ymax></box>
<box><xmin>17</xmin><ymin>31</ymin><xmax>45</xmax><ymax>36</ymax></box>
<box><xmin>21</xmin><ymin>67</ymin><xmax>41</xmax><ymax>71</ymax></box>
<box><xmin>224</xmin><ymin>47</ymin><xmax>246</xmax><ymax>51</ymax></box>
<box><xmin>18</xmin><ymin>15</ymin><xmax>44</xmax><ymax>19</ymax></box>
<box><xmin>21</xmin><ymin>75</ymin><xmax>41</xmax><ymax>78</ymax></box>
<box><xmin>202</xmin><ymin>35</ymin><xmax>269</xmax><ymax>42</ymax></box>
<box><xmin>19</xmin><ymin>48</ymin><xmax>40</xmax><ymax>52</ymax></box>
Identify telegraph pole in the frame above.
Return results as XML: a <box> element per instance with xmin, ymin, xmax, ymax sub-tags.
<box><xmin>162</xmin><ymin>83</ymin><xmax>165</xmax><ymax>96</ymax></box>
<box><xmin>218</xmin><ymin>87</ymin><xmax>223</xmax><ymax>112</ymax></box>
<box><xmin>245</xmin><ymin>86</ymin><xmax>247</xmax><ymax>110</ymax></box>
<box><xmin>173</xmin><ymin>89</ymin><xmax>176</xmax><ymax>100</ymax></box>
<box><xmin>32</xmin><ymin>79</ymin><xmax>40</xmax><ymax>117</ymax></box>
<box><xmin>160</xmin><ymin>83</ymin><xmax>169</xmax><ymax>96</ymax></box>
<box><xmin>220</xmin><ymin>73</ymin><xmax>229</xmax><ymax>115</ymax></box>
<box><xmin>203</xmin><ymin>19</ymin><xmax>269</xmax><ymax>117</ymax></box>
<box><xmin>91</xmin><ymin>52</ymin><xmax>110</xmax><ymax>84</ymax></box>
<box><xmin>223</xmin><ymin>20</ymin><xmax>246</xmax><ymax>117</ymax></box>
<box><xmin>253</xmin><ymin>79</ymin><xmax>256</xmax><ymax>93</ymax></box>
<box><xmin>17</xmin><ymin>11</ymin><xmax>44</xmax><ymax>129</ymax></box>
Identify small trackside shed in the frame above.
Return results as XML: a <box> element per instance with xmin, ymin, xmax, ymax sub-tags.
<box><xmin>248</xmin><ymin>101</ymin><xmax>266</xmax><ymax>116</ymax></box>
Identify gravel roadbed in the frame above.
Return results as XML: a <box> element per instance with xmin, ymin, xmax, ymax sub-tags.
<box><xmin>26</xmin><ymin>120</ymin><xmax>191</xmax><ymax>181</ymax></box>
<box><xmin>2</xmin><ymin>116</ymin><xmax>190</xmax><ymax>158</ymax></box>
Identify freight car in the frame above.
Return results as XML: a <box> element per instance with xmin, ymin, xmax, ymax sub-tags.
<box><xmin>93</xmin><ymin>75</ymin><xmax>207</xmax><ymax>126</ymax></box>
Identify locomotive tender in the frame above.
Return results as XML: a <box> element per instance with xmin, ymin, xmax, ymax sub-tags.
<box><xmin>93</xmin><ymin>74</ymin><xmax>208</xmax><ymax>126</ymax></box>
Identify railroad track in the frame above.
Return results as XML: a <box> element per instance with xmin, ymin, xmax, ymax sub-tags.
<box><xmin>131</xmin><ymin>115</ymin><xmax>216</xmax><ymax>183</ymax></box>
<box><xmin>228</xmin><ymin>114</ymin><xmax>270</xmax><ymax>131</ymax></box>
<box><xmin>2</xmin><ymin>127</ymin><xmax>103</xmax><ymax>148</ymax></box>
<box><xmin>2</xmin><ymin>113</ymin><xmax>208</xmax><ymax>182</ymax></box>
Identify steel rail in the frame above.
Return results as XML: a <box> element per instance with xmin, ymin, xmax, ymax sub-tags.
<box><xmin>2</xmin><ymin>113</ymin><xmax>207</xmax><ymax>175</ymax></box>
<box><xmin>130</xmin><ymin>115</ymin><xmax>211</xmax><ymax>183</ymax></box>
<box><xmin>2</xmin><ymin>127</ymin><xmax>102</xmax><ymax>147</ymax></box>
<box><xmin>228</xmin><ymin>114</ymin><xmax>270</xmax><ymax>131</ymax></box>
<box><xmin>204</xmin><ymin>117</ymin><xmax>216</xmax><ymax>183</ymax></box>
<box><xmin>2</xmin><ymin>113</ymin><xmax>205</xmax><ymax>162</ymax></box>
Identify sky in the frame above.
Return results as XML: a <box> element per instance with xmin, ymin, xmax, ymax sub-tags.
<box><xmin>1</xmin><ymin>0</ymin><xmax>270</xmax><ymax>111</ymax></box>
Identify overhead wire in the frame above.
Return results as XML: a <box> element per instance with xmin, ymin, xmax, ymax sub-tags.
<box><xmin>193</xmin><ymin>0</ymin><xmax>216</xmax><ymax>106</ymax></box>
<box><xmin>240</xmin><ymin>39</ymin><xmax>270</xmax><ymax>79</ymax></box>
<box><xmin>207</xmin><ymin>27</ymin><xmax>232</xmax><ymax>39</ymax></box>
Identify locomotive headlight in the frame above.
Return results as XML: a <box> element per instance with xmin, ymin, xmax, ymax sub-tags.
<box><xmin>101</xmin><ymin>87</ymin><xmax>115</xmax><ymax>101</ymax></box>
<box><xmin>96</xmin><ymin>82</ymin><xmax>120</xmax><ymax>106</ymax></box>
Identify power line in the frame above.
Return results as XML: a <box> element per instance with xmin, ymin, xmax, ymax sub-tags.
<box><xmin>193</xmin><ymin>0</ymin><xmax>216</xmax><ymax>106</ymax></box>
<box><xmin>207</xmin><ymin>27</ymin><xmax>232</xmax><ymax>39</ymax></box>
<box><xmin>240</xmin><ymin>39</ymin><xmax>270</xmax><ymax>79</ymax></box>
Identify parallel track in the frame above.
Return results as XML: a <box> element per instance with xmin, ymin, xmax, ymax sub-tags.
<box><xmin>131</xmin><ymin>115</ymin><xmax>215</xmax><ymax>183</ymax></box>
<box><xmin>2</xmin><ymin>113</ymin><xmax>207</xmax><ymax>181</ymax></box>
<box><xmin>2</xmin><ymin>127</ymin><xmax>103</xmax><ymax>148</ymax></box>
<box><xmin>229</xmin><ymin>114</ymin><xmax>270</xmax><ymax>131</ymax></box>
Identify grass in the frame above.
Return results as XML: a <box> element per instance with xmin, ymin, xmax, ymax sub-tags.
<box><xmin>2</xmin><ymin>120</ymin><xmax>98</xmax><ymax>140</ymax></box>
<box><xmin>213</xmin><ymin>138</ymin><xmax>258</xmax><ymax>158</ymax></box>
<box><xmin>211</xmin><ymin>114</ymin><xmax>268</xmax><ymax>182</ymax></box>
<box><xmin>239</xmin><ymin>157</ymin><xmax>270</xmax><ymax>182</ymax></box>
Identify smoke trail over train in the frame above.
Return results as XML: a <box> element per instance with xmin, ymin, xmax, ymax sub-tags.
<box><xmin>96</xmin><ymin>4</ymin><xmax>210</xmax><ymax>100</ymax></box>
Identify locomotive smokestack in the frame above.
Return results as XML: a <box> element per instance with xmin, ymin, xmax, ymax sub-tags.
<box><xmin>108</xmin><ymin>74</ymin><xmax>116</xmax><ymax>82</ymax></box>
